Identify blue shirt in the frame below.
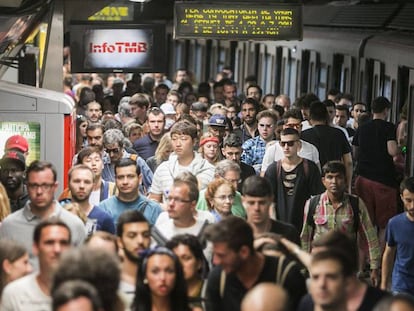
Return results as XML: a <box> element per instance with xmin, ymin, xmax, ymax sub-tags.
<box><xmin>102</xmin><ymin>150</ymin><xmax>153</xmax><ymax>193</ymax></box>
<box><xmin>99</xmin><ymin>195</ymin><xmax>162</xmax><ymax>227</ymax></box>
<box><xmin>386</xmin><ymin>212</ymin><xmax>414</xmax><ymax>295</ymax></box>
<box><xmin>133</xmin><ymin>134</ymin><xmax>159</xmax><ymax>160</ymax></box>
<box><xmin>88</xmin><ymin>205</ymin><xmax>116</xmax><ymax>234</ymax></box>
<box><xmin>241</xmin><ymin>136</ymin><xmax>268</xmax><ymax>174</ymax></box>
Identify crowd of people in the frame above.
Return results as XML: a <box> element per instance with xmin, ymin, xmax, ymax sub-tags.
<box><xmin>0</xmin><ymin>66</ymin><xmax>413</xmax><ymax>311</ymax></box>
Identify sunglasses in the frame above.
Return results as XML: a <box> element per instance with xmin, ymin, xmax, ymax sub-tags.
<box><xmin>258</xmin><ymin>123</ymin><xmax>274</xmax><ymax>128</ymax></box>
<box><xmin>105</xmin><ymin>147</ymin><xmax>120</xmax><ymax>154</ymax></box>
<box><xmin>279</xmin><ymin>140</ymin><xmax>298</xmax><ymax>147</ymax></box>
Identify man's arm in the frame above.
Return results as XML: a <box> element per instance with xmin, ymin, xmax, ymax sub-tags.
<box><xmin>300</xmin><ymin>200</ymin><xmax>314</xmax><ymax>253</ymax></box>
<box><xmin>387</xmin><ymin>140</ymin><xmax>399</xmax><ymax>157</ymax></box>
<box><xmin>381</xmin><ymin>244</ymin><xmax>396</xmax><ymax>290</ymax></box>
<box><xmin>148</xmin><ymin>193</ymin><xmax>163</xmax><ymax>203</ymax></box>
<box><xmin>352</xmin><ymin>145</ymin><xmax>359</xmax><ymax>160</ymax></box>
<box><xmin>260</xmin><ymin>143</ymin><xmax>276</xmax><ymax>176</ymax></box>
<box><xmin>342</xmin><ymin>152</ymin><xmax>353</xmax><ymax>193</ymax></box>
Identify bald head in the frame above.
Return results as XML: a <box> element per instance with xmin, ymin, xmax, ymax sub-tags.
<box><xmin>241</xmin><ymin>283</ymin><xmax>288</xmax><ymax>311</ymax></box>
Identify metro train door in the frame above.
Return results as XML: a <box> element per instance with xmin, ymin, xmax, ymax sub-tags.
<box><xmin>402</xmin><ymin>67</ymin><xmax>414</xmax><ymax>176</ymax></box>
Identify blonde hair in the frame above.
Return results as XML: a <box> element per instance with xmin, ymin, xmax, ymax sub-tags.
<box><xmin>0</xmin><ymin>183</ymin><xmax>11</xmax><ymax>221</ymax></box>
<box><xmin>198</xmin><ymin>132</ymin><xmax>221</xmax><ymax>164</ymax></box>
<box><xmin>154</xmin><ymin>132</ymin><xmax>173</xmax><ymax>165</ymax></box>
<box><xmin>63</xmin><ymin>202</ymin><xmax>87</xmax><ymax>224</ymax></box>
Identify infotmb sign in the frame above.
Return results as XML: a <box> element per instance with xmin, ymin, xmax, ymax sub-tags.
<box><xmin>174</xmin><ymin>2</ymin><xmax>303</xmax><ymax>41</ymax></box>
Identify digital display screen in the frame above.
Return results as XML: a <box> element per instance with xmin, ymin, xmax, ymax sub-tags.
<box><xmin>70</xmin><ymin>23</ymin><xmax>166</xmax><ymax>73</ymax></box>
<box><xmin>174</xmin><ymin>2</ymin><xmax>303</xmax><ymax>41</ymax></box>
<box><xmin>83</xmin><ymin>29</ymin><xmax>153</xmax><ymax>69</ymax></box>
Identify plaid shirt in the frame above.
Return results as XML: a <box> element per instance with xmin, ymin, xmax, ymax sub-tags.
<box><xmin>300</xmin><ymin>191</ymin><xmax>380</xmax><ymax>269</ymax></box>
<box><xmin>241</xmin><ymin>136</ymin><xmax>267</xmax><ymax>174</ymax></box>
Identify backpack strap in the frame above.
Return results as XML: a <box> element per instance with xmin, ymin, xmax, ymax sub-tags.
<box><xmin>276</xmin><ymin>256</ymin><xmax>296</xmax><ymax>286</ymax></box>
<box><xmin>151</xmin><ymin>225</ymin><xmax>168</xmax><ymax>246</ymax></box>
<box><xmin>276</xmin><ymin>255</ymin><xmax>285</xmax><ymax>283</ymax></box>
<box><xmin>100</xmin><ymin>180</ymin><xmax>109</xmax><ymax>201</ymax></box>
<box><xmin>303</xmin><ymin>158</ymin><xmax>309</xmax><ymax>179</ymax></box>
<box><xmin>306</xmin><ymin>194</ymin><xmax>322</xmax><ymax>231</ymax></box>
<box><xmin>219</xmin><ymin>270</ymin><xmax>226</xmax><ymax>298</ymax></box>
<box><xmin>348</xmin><ymin>195</ymin><xmax>359</xmax><ymax>232</ymax></box>
<box><xmin>276</xmin><ymin>160</ymin><xmax>282</xmax><ymax>177</ymax></box>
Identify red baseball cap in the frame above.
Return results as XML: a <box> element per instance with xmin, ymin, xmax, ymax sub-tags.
<box><xmin>5</xmin><ymin>135</ymin><xmax>29</xmax><ymax>153</ymax></box>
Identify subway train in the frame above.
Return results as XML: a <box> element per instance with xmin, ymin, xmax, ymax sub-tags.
<box><xmin>0</xmin><ymin>0</ymin><xmax>414</xmax><ymax>178</ymax></box>
<box><xmin>170</xmin><ymin>1</ymin><xmax>414</xmax><ymax>175</ymax></box>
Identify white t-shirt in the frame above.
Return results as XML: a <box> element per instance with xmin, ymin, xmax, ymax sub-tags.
<box><xmin>0</xmin><ymin>274</ymin><xmax>50</xmax><ymax>311</ymax></box>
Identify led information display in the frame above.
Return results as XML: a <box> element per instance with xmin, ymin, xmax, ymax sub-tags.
<box><xmin>174</xmin><ymin>2</ymin><xmax>303</xmax><ymax>41</ymax></box>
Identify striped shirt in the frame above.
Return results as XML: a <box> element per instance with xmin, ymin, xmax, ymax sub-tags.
<box><xmin>300</xmin><ymin>191</ymin><xmax>380</xmax><ymax>269</ymax></box>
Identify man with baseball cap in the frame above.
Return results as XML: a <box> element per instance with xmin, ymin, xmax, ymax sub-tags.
<box><xmin>0</xmin><ymin>150</ymin><xmax>29</xmax><ymax>212</ymax></box>
<box><xmin>208</xmin><ymin>114</ymin><xmax>227</xmax><ymax>144</ymax></box>
<box><xmin>4</xmin><ymin>135</ymin><xmax>29</xmax><ymax>158</ymax></box>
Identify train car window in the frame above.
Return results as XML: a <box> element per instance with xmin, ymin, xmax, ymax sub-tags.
<box><xmin>296</xmin><ymin>60</ymin><xmax>301</xmax><ymax>99</ymax></box>
<box><xmin>281</xmin><ymin>47</ymin><xmax>291</xmax><ymax>95</ymax></box>
<box><xmin>384</xmin><ymin>76</ymin><xmax>391</xmax><ymax>102</ymax></box>
<box><xmin>374</xmin><ymin>74</ymin><xmax>378</xmax><ymax>98</ymax></box>
<box><xmin>318</xmin><ymin>65</ymin><xmax>328</xmax><ymax>100</ymax></box>
<box><xmin>174</xmin><ymin>41</ymin><xmax>183</xmax><ymax>69</ymax></box>
<box><xmin>194</xmin><ymin>42</ymin><xmax>203</xmax><ymax>83</ymax></box>
<box><xmin>289</xmin><ymin>58</ymin><xmax>298</xmax><ymax>101</ymax></box>
<box><xmin>372</xmin><ymin>60</ymin><xmax>384</xmax><ymax>101</ymax></box>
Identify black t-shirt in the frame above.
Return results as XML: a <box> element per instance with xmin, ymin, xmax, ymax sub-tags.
<box><xmin>352</xmin><ymin>119</ymin><xmax>397</xmax><ymax>187</ymax></box>
<box><xmin>270</xmin><ymin>219</ymin><xmax>301</xmax><ymax>246</ymax></box>
<box><xmin>206</xmin><ymin>255</ymin><xmax>306</xmax><ymax>311</ymax></box>
<box><xmin>238</xmin><ymin>162</ymin><xmax>256</xmax><ymax>192</ymax></box>
<box><xmin>264</xmin><ymin>160</ymin><xmax>324</xmax><ymax>232</ymax></box>
<box><xmin>301</xmin><ymin>125</ymin><xmax>351</xmax><ymax>167</ymax></box>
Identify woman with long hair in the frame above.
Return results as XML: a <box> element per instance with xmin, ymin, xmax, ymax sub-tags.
<box><xmin>0</xmin><ymin>240</ymin><xmax>33</xmax><ymax>300</ymax></box>
<box><xmin>198</xmin><ymin>133</ymin><xmax>221</xmax><ymax>165</ymax></box>
<box><xmin>166</xmin><ymin>234</ymin><xmax>209</xmax><ymax>311</ymax></box>
<box><xmin>146</xmin><ymin>133</ymin><xmax>173</xmax><ymax>173</ymax></box>
<box><xmin>133</xmin><ymin>247</ymin><xmax>190</xmax><ymax>311</ymax></box>
<box><xmin>204</xmin><ymin>179</ymin><xmax>236</xmax><ymax>222</ymax></box>
<box><xmin>75</xmin><ymin>115</ymin><xmax>88</xmax><ymax>153</ymax></box>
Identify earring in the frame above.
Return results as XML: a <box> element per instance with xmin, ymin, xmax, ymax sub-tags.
<box><xmin>143</xmin><ymin>278</ymin><xmax>148</xmax><ymax>284</ymax></box>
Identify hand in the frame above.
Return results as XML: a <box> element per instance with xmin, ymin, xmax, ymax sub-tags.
<box><xmin>370</xmin><ymin>269</ymin><xmax>379</xmax><ymax>287</ymax></box>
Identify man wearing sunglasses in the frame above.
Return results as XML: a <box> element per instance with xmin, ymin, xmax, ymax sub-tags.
<box><xmin>261</xmin><ymin>108</ymin><xmax>320</xmax><ymax>175</ymax></box>
<box><xmin>264</xmin><ymin>128</ymin><xmax>324</xmax><ymax>232</ymax></box>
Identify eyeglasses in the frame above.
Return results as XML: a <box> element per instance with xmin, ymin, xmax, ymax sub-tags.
<box><xmin>104</xmin><ymin>147</ymin><xmax>120</xmax><ymax>154</ymax></box>
<box><xmin>258</xmin><ymin>123</ymin><xmax>274</xmax><ymax>128</ymax></box>
<box><xmin>27</xmin><ymin>183</ymin><xmax>55</xmax><ymax>191</ymax></box>
<box><xmin>224</xmin><ymin>177</ymin><xmax>241</xmax><ymax>184</ymax></box>
<box><xmin>214</xmin><ymin>195</ymin><xmax>235</xmax><ymax>201</ymax></box>
<box><xmin>279</xmin><ymin>140</ymin><xmax>298</xmax><ymax>147</ymax></box>
<box><xmin>167</xmin><ymin>196</ymin><xmax>193</xmax><ymax>204</ymax></box>
<box><xmin>149</xmin><ymin>107</ymin><xmax>161</xmax><ymax>112</ymax></box>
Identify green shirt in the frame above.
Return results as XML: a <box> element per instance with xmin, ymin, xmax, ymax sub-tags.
<box><xmin>196</xmin><ymin>189</ymin><xmax>246</xmax><ymax>219</ymax></box>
